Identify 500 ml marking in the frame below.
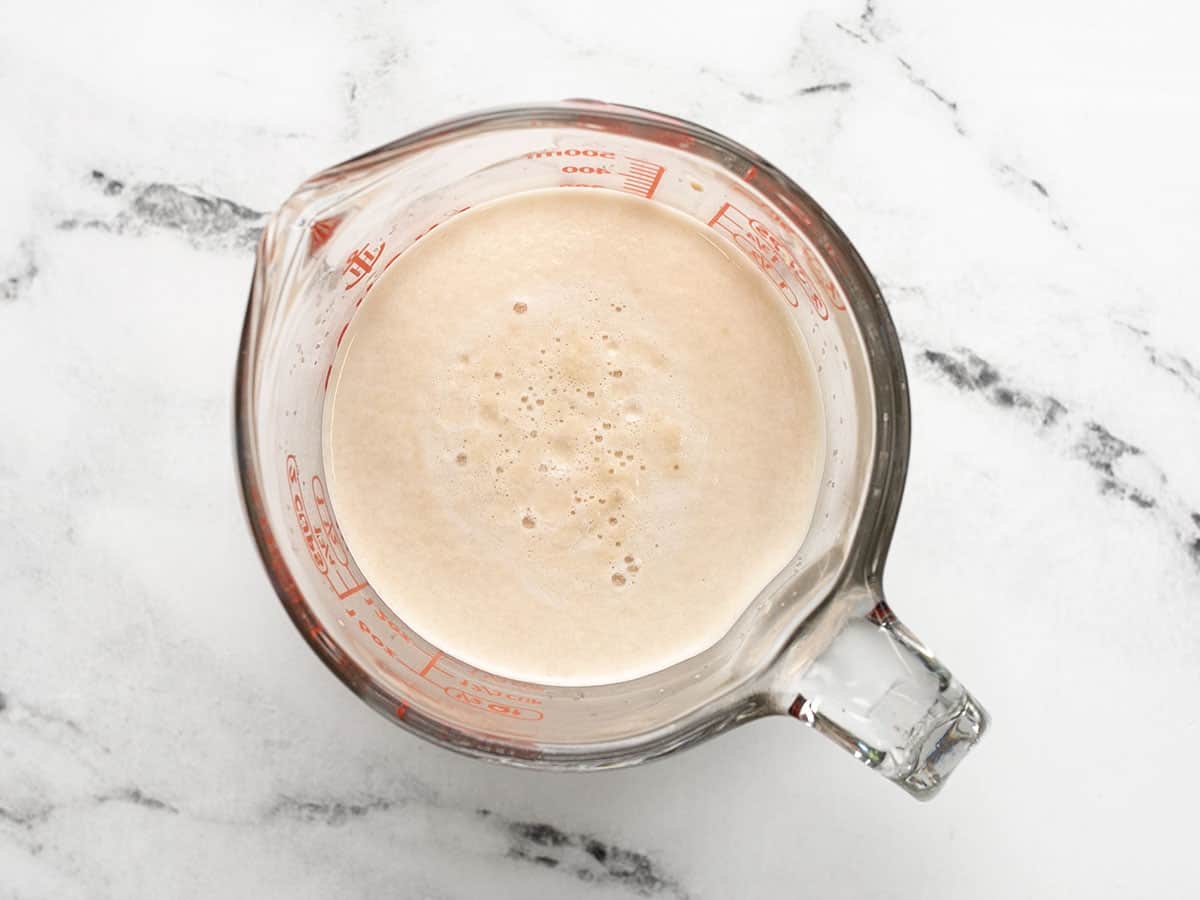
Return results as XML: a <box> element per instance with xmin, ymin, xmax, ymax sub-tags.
<box><xmin>526</xmin><ymin>148</ymin><xmax>616</xmax><ymax>159</ymax></box>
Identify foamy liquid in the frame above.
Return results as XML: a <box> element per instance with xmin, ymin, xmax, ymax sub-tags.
<box><xmin>325</xmin><ymin>189</ymin><xmax>824</xmax><ymax>685</ymax></box>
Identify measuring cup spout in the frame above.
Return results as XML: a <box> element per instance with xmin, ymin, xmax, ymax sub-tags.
<box><xmin>781</xmin><ymin>590</ymin><xmax>989</xmax><ymax>800</ymax></box>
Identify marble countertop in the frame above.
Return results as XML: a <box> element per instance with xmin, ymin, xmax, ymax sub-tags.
<box><xmin>3</xmin><ymin>1</ymin><xmax>1198</xmax><ymax>897</ymax></box>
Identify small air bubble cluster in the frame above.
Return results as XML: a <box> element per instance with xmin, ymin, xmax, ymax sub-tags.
<box><xmin>439</xmin><ymin>289</ymin><xmax>677</xmax><ymax>588</ymax></box>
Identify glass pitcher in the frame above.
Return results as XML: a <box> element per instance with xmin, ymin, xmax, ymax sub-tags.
<box><xmin>235</xmin><ymin>100</ymin><xmax>988</xmax><ymax>799</ymax></box>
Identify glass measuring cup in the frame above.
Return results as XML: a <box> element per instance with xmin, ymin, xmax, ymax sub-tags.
<box><xmin>235</xmin><ymin>101</ymin><xmax>988</xmax><ymax>799</ymax></box>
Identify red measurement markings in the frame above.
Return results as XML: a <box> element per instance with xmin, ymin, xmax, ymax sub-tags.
<box><xmin>355</xmin><ymin>633</ymin><xmax>549</xmax><ymax>722</ymax></box>
<box><xmin>409</xmin><ymin>217</ymin><xmax>447</xmax><ymax>246</ymax></box>
<box><xmin>621</xmin><ymin>158</ymin><xmax>665</xmax><ymax>199</ymax></box>
<box><xmin>800</xmin><ymin>241</ymin><xmax>845</xmax><ymax>311</ymax></box>
<box><xmin>458</xmin><ymin>680</ymin><xmax>542</xmax><ymax>706</ymax></box>
<box><xmin>525</xmin><ymin>148</ymin><xmax>616</xmax><ymax>160</ymax></box>
<box><xmin>353</xmin><ymin>600</ymin><xmax>464</xmax><ymax>688</ymax></box>
<box><xmin>528</xmin><ymin>148</ymin><xmax>665</xmax><ymax>199</ymax></box>
<box><xmin>334</xmin><ymin>591</ymin><xmax>551</xmax><ymax>726</ymax></box>
<box><xmin>350</xmin><ymin>618</ymin><xmax>427</xmax><ymax>681</ymax></box>
<box><xmin>286</xmin><ymin>454</ymin><xmax>367</xmax><ymax>599</ymax></box>
<box><xmin>725</xmin><ymin>184</ymin><xmax>847</xmax><ymax>312</ymax></box>
<box><xmin>309</xmin><ymin>216</ymin><xmax>341</xmax><ymax>254</ymax></box>
<box><xmin>368</xmin><ymin>602</ymin><xmax>415</xmax><ymax>645</ymax></box>
<box><xmin>418</xmin><ymin>650</ymin><xmax>444</xmax><ymax>678</ymax></box>
<box><xmin>534</xmin><ymin>148</ymin><xmax>616</xmax><ymax>191</ymax></box>
<box><xmin>708</xmin><ymin>202</ymin><xmax>830</xmax><ymax>319</ymax></box>
<box><xmin>343</xmin><ymin>240</ymin><xmax>385</xmax><ymax>290</ymax></box>
<box><xmin>444</xmin><ymin>686</ymin><xmax>544</xmax><ymax>721</ymax></box>
<box><xmin>561</xmin><ymin>163</ymin><xmax>611</xmax><ymax>176</ymax></box>
<box><xmin>355</xmin><ymin>204</ymin><xmax>469</xmax><ymax>286</ymax></box>
<box><xmin>329</xmin><ymin>212</ymin><xmax>472</xmax><ymax>393</ymax></box>
<box><xmin>451</xmin><ymin>661</ymin><xmax>546</xmax><ymax>695</ymax></box>
<box><xmin>356</xmin><ymin>616</ymin><xmax>390</xmax><ymax>650</ymax></box>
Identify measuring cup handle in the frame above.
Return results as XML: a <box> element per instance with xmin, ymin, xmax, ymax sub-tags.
<box><xmin>786</xmin><ymin>594</ymin><xmax>989</xmax><ymax>800</ymax></box>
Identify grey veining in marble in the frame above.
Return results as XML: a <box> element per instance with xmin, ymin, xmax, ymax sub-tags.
<box><xmin>2</xmin><ymin>0</ymin><xmax>1198</xmax><ymax>897</ymax></box>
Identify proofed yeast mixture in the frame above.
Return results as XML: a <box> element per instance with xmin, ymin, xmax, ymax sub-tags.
<box><xmin>325</xmin><ymin>189</ymin><xmax>824</xmax><ymax>685</ymax></box>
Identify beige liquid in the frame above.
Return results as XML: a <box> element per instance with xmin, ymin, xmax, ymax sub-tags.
<box><xmin>325</xmin><ymin>189</ymin><xmax>824</xmax><ymax>685</ymax></box>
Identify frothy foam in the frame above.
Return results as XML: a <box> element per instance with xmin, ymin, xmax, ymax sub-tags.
<box><xmin>325</xmin><ymin>188</ymin><xmax>824</xmax><ymax>685</ymax></box>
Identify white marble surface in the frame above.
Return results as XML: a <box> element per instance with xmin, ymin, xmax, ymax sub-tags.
<box><xmin>3</xmin><ymin>1</ymin><xmax>1199</xmax><ymax>897</ymax></box>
